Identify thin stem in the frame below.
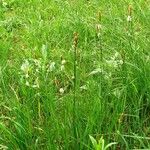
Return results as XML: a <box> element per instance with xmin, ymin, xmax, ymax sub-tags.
<box><xmin>73</xmin><ymin>32</ymin><xmax>78</xmax><ymax>146</ymax></box>
<box><xmin>96</xmin><ymin>11</ymin><xmax>103</xmax><ymax>100</ymax></box>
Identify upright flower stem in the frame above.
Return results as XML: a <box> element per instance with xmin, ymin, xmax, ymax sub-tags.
<box><xmin>127</xmin><ymin>5</ymin><xmax>134</xmax><ymax>51</ymax></box>
<box><xmin>73</xmin><ymin>32</ymin><xmax>78</xmax><ymax>146</ymax></box>
<box><xmin>96</xmin><ymin>11</ymin><xmax>103</xmax><ymax>100</ymax></box>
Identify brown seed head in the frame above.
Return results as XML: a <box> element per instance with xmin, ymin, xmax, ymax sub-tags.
<box><xmin>97</xmin><ymin>11</ymin><xmax>101</xmax><ymax>22</ymax></box>
<box><xmin>128</xmin><ymin>5</ymin><xmax>132</xmax><ymax>16</ymax></box>
<box><xmin>73</xmin><ymin>32</ymin><xmax>78</xmax><ymax>48</ymax></box>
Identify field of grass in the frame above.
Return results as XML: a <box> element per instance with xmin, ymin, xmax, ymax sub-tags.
<box><xmin>0</xmin><ymin>0</ymin><xmax>150</xmax><ymax>149</ymax></box>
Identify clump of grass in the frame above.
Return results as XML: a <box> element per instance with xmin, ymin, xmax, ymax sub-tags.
<box><xmin>0</xmin><ymin>1</ymin><xmax>150</xmax><ymax>149</ymax></box>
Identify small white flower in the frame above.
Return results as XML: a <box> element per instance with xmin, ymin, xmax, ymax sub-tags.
<box><xmin>60</xmin><ymin>65</ymin><xmax>65</xmax><ymax>71</ymax></box>
<box><xmin>32</xmin><ymin>77</ymin><xmax>39</xmax><ymax>88</ymax></box>
<box><xmin>118</xmin><ymin>60</ymin><xmax>124</xmax><ymax>65</ymax></box>
<box><xmin>106</xmin><ymin>60</ymin><xmax>118</xmax><ymax>68</ymax></box>
<box><xmin>111</xmin><ymin>52</ymin><xmax>120</xmax><ymax>61</ymax></box>
<box><xmin>127</xmin><ymin>16</ymin><xmax>132</xmax><ymax>22</ymax></box>
<box><xmin>33</xmin><ymin>59</ymin><xmax>41</xmax><ymax>68</ymax></box>
<box><xmin>61</xmin><ymin>59</ymin><xmax>66</xmax><ymax>65</ymax></box>
<box><xmin>25</xmin><ymin>81</ymin><xmax>30</xmax><ymax>86</ymax></box>
<box><xmin>2</xmin><ymin>1</ymin><xmax>7</xmax><ymax>7</ymax></box>
<box><xmin>80</xmin><ymin>85</ymin><xmax>87</xmax><ymax>90</ymax></box>
<box><xmin>48</xmin><ymin>62</ymin><xmax>55</xmax><ymax>71</ymax></box>
<box><xmin>114</xmin><ymin>52</ymin><xmax>120</xmax><ymax>58</ymax></box>
<box><xmin>59</xmin><ymin>88</ymin><xmax>64</xmax><ymax>94</ymax></box>
<box><xmin>104</xmin><ymin>72</ymin><xmax>112</xmax><ymax>79</ymax></box>
<box><xmin>25</xmin><ymin>73</ymin><xmax>29</xmax><ymax>78</ymax></box>
<box><xmin>95</xmin><ymin>24</ymin><xmax>102</xmax><ymax>37</ymax></box>
<box><xmin>113</xmin><ymin>88</ymin><xmax>121</xmax><ymax>98</ymax></box>
<box><xmin>32</xmin><ymin>85</ymin><xmax>39</xmax><ymax>88</ymax></box>
<box><xmin>35</xmin><ymin>93</ymin><xmax>40</xmax><ymax>97</ymax></box>
<box><xmin>0</xmin><ymin>143</ymin><xmax>8</xmax><ymax>150</ymax></box>
<box><xmin>96</xmin><ymin>24</ymin><xmax>102</xmax><ymax>31</ymax></box>
<box><xmin>21</xmin><ymin>60</ymin><xmax>30</xmax><ymax>73</ymax></box>
<box><xmin>35</xmin><ymin>68</ymin><xmax>39</xmax><ymax>73</ymax></box>
<box><xmin>89</xmin><ymin>68</ymin><xmax>103</xmax><ymax>76</ymax></box>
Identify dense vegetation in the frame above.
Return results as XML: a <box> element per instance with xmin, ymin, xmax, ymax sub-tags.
<box><xmin>0</xmin><ymin>0</ymin><xmax>150</xmax><ymax>149</ymax></box>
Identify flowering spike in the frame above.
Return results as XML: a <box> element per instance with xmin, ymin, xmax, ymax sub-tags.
<box><xmin>73</xmin><ymin>32</ymin><xmax>78</xmax><ymax>49</ymax></box>
<box><xmin>128</xmin><ymin>5</ymin><xmax>132</xmax><ymax>16</ymax></box>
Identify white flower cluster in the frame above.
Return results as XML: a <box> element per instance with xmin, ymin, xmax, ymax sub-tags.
<box><xmin>106</xmin><ymin>52</ymin><xmax>123</xmax><ymax>68</ymax></box>
<box><xmin>20</xmin><ymin>58</ymin><xmax>56</xmax><ymax>89</ymax></box>
<box><xmin>20</xmin><ymin>57</ymin><xmax>68</xmax><ymax>95</ymax></box>
<box><xmin>88</xmin><ymin>67</ymin><xmax>112</xmax><ymax>80</ymax></box>
<box><xmin>127</xmin><ymin>16</ymin><xmax>132</xmax><ymax>22</ymax></box>
<box><xmin>88</xmin><ymin>51</ymin><xmax>123</xmax><ymax>82</ymax></box>
<box><xmin>21</xmin><ymin>60</ymin><xmax>30</xmax><ymax>78</ymax></box>
<box><xmin>60</xmin><ymin>59</ymin><xmax>66</xmax><ymax>71</ymax></box>
<box><xmin>1</xmin><ymin>0</ymin><xmax>8</xmax><ymax>7</ymax></box>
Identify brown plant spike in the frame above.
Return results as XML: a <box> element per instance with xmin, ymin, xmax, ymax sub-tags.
<box><xmin>73</xmin><ymin>32</ymin><xmax>78</xmax><ymax>49</ymax></box>
<box><xmin>98</xmin><ymin>11</ymin><xmax>102</xmax><ymax>22</ymax></box>
<box><xmin>128</xmin><ymin>5</ymin><xmax>132</xmax><ymax>16</ymax></box>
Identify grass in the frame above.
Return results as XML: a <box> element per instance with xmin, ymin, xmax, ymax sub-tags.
<box><xmin>0</xmin><ymin>0</ymin><xmax>150</xmax><ymax>149</ymax></box>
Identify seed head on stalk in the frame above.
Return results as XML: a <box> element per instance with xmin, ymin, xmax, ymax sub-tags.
<box><xmin>73</xmin><ymin>32</ymin><xmax>78</xmax><ymax>49</ymax></box>
<box><xmin>72</xmin><ymin>31</ymin><xmax>79</xmax><ymax>147</ymax></box>
<box><xmin>128</xmin><ymin>4</ymin><xmax>132</xmax><ymax>16</ymax></box>
<box><xmin>127</xmin><ymin>5</ymin><xmax>132</xmax><ymax>22</ymax></box>
<box><xmin>73</xmin><ymin>32</ymin><xmax>78</xmax><ymax>95</ymax></box>
<box><xmin>96</xmin><ymin>11</ymin><xmax>102</xmax><ymax>38</ymax></box>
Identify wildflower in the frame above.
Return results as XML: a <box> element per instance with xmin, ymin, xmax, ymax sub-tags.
<box><xmin>2</xmin><ymin>0</ymin><xmax>7</xmax><ymax>7</ymax></box>
<box><xmin>60</xmin><ymin>59</ymin><xmax>66</xmax><ymax>71</ymax></box>
<box><xmin>118</xmin><ymin>113</ymin><xmax>125</xmax><ymax>124</ymax></box>
<box><xmin>127</xmin><ymin>5</ymin><xmax>132</xmax><ymax>22</ymax></box>
<box><xmin>95</xmin><ymin>24</ymin><xmax>102</xmax><ymax>37</ymax></box>
<box><xmin>41</xmin><ymin>44</ymin><xmax>47</xmax><ymax>60</ymax></box>
<box><xmin>127</xmin><ymin>15</ymin><xmax>132</xmax><ymax>22</ymax></box>
<box><xmin>118</xmin><ymin>60</ymin><xmax>123</xmax><ymax>65</ymax></box>
<box><xmin>71</xmin><ymin>76</ymin><xmax>75</xmax><ymax>80</ymax></box>
<box><xmin>0</xmin><ymin>144</ymin><xmax>8</xmax><ymax>150</ymax></box>
<box><xmin>35</xmin><ymin>93</ymin><xmax>40</xmax><ymax>97</ymax></box>
<box><xmin>114</xmin><ymin>52</ymin><xmax>120</xmax><ymax>58</ymax></box>
<box><xmin>48</xmin><ymin>62</ymin><xmax>55</xmax><ymax>71</ymax></box>
<box><xmin>21</xmin><ymin>60</ymin><xmax>30</xmax><ymax>76</ymax></box>
<box><xmin>96</xmin><ymin>24</ymin><xmax>102</xmax><ymax>32</ymax></box>
<box><xmin>113</xmin><ymin>88</ymin><xmax>121</xmax><ymax>98</ymax></box>
<box><xmin>60</xmin><ymin>65</ymin><xmax>65</xmax><ymax>71</ymax></box>
<box><xmin>25</xmin><ymin>73</ymin><xmax>29</xmax><ymax>78</ymax></box>
<box><xmin>32</xmin><ymin>77</ymin><xmax>40</xmax><ymax>88</ymax></box>
<box><xmin>80</xmin><ymin>85</ymin><xmax>87</xmax><ymax>90</ymax></box>
<box><xmin>89</xmin><ymin>68</ymin><xmax>103</xmax><ymax>76</ymax></box>
<box><xmin>33</xmin><ymin>59</ymin><xmax>41</xmax><ymax>68</ymax></box>
<box><xmin>25</xmin><ymin>81</ymin><xmax>30</xmax><ymax>86</ymax></box>
<box><xmin>106</xmin><ymin>51</ymin><xmax>123</xmax><ymax>68</ymax></box>
<box><xmin>35</xmin><ymin>68</ymin><xmax>39</xmax><ymax>73</ymax></box>
<box><xmin>21</xmin><ymin>60</ymin><xmax>30</xmax><ymax>78</ymax></box>
<box><xmin>104</xmin><ymin>72</ymin><xmax>112</xmax><ymax>80</ymax></box>
<box><xmin>61</xmin><ymin>59</ymin><xmax>66</xmax><ymax>65</ymax></box>
<box><xmin>106</xmin><ymin>60</ymin><xmax>118</xmax><ymax>68</ymax></box>
<box><xmin>32</xmin><ymin>85</ymin><xmax>39</xmax><ymax>88</ymax></box>
<box><xmin>59</xmin><ymin>88</ymin><xmax>64</xmax><ymax>94</ymax></box>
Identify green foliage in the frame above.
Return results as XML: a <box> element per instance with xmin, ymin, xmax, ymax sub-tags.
<box><xmin>89</xmin><ymin>135</ymin><xmax>117</xmax><ymax>150</ymax></box>
<box><xmin>0</xmin><ymin>0</ymin><xmax>150</xmax><ymax>149</ymax></box>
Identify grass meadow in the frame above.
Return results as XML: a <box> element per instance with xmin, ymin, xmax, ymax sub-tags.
<box><xmin>0</xmin><ymin>0</ymin><xmax>150</xmax><ymax>149</ymax></box>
